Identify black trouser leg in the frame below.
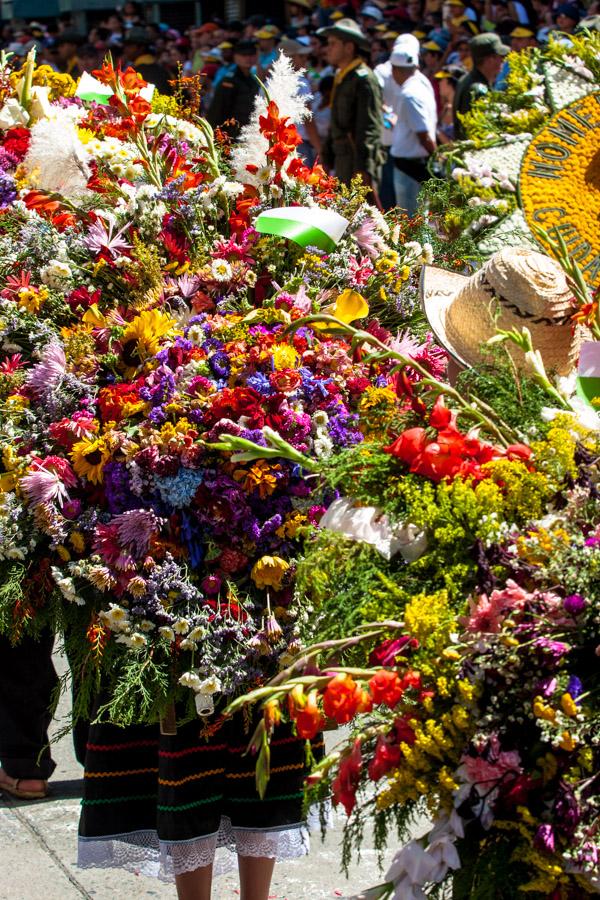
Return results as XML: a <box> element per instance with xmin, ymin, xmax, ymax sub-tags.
<box><xmin>0</xmin><ymin>631</ymin><xmax>58</xmax><ymax>780</ymax></box>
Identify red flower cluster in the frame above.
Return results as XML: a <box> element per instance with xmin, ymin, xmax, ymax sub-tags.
<box><xmin>385</xmin><ymin>396</ymin><xmax>532</xmax><ymax>482</ymax></box>
<box><xmin>2</xmin><ymin>127</ymin><xmax>30</xmax><ymax>161</ymax></box>
<box><xmin>257</xmin><ymin>101</ymin><xmax>302</xmax><ymax>169</ymax></box>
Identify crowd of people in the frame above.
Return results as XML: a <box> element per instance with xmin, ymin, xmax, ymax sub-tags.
<box><xmin>1</xmin><ymin>0</ymin><xmax>599</xmax><ymax>213</ymax></box>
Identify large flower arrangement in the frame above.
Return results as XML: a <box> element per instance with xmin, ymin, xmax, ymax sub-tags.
<box><xmin>0</xmin><ymin>53</ymin><xmax>435</xmax><ymax>723</ymax></box>
<box><xmin>422</xmin><ymin>31</ymin><xmax>600</xmax><ymax>256</ymax></box>
<box><xmin>221</xmin><ymin>316</ymin><xmax>600</xmax><ymax>898</ymax></box>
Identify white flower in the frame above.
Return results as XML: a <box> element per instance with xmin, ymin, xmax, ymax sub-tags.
<box><xmin>421</xmin><ymin>242</ymin><xmax>434</xmax><ymax>264</ymax></box>
<box><xmin>312</xmin><ymin>410</ymin><xmax>329</xmax><ymax>428</ymax></box>
<box><xmin>40</xmin><ymin>260</ymin><xmax>72</xmax><ymax>289</ymax></box>
<box><xmin>129</xmin><ymin>632</ymin><xmax>147</xmax><ymax>649</ymax></box>
<box><xmin>188</xmin><ymin>626</ymin><xmax>206</xmax><ymax>641</ymax></box>
<box><xmin>313</xmin><ymin>434</ymin><xmax>333</xmax><ymax>458</ymax></box>
<box><xmin>99</xmin><ymin>603</ymin><xmax>130</xmax><ymax>629</ymax></box>
<box><xmin>188</xmin><ymin>324</ymin><xmax>204</xmax><ymax>345</ymax></box>
<box><xmin>179</xmin><ymin>638</ymin><xmax>197</xmax><ymax>651</ymax></box>
<box><xmin>179</xmin><ymin>671</ymin><xmax>202</xmax><ymax>691</ymax></box>
<box><xmin>138</xmin><ymin>619</ymin><xmax>156</xmax><ymax>632</ymax></box>
<box><xmin>197</xmin><ymin>675</ymin><xmax>221</xmax><ymax>694</ymax></box>
<box><xmin>158</xmin><ymin>626</ymin><xmax>175</xmax><ymax>641</ymax></box>
<box><xmin>23</xmin><ymin>109</ymin><xmax>91</xmax><ymax>202</ymax></box>
<box><xmin>173</xmin><ymin>617</ymin><xmax>190</xmax><ymax>634</ymax></box>
<box><xmin>211</xmin><ymin>258</ymin><xmax>232</xmax><ymax>282</ymax></box>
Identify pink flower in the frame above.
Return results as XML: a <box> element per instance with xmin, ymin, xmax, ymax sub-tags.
<box><xmin>460</xmin><ymin>735</ymin><xmax>522</xmax><ymax>792</ymax></box>
<box><xmin>26</xmin><ymin>340</ymin><xmax>66</xmax><ymax>398</ymax></box>
<box><xmin>352</xmin><ymin>216</ymin><xmax>386</xmax><ymax>258</ymax></box>
<box><xmin>21</xmin><ymin>468</ymin><xmax>70</xmax><ymax>506</ymax></box>
<box><xmin>0</xmin><ymin>353</ymin><xmax>23</xmax><ymax>374</ymax></box>
<box><xmin>463</xmin><ymin>580</ymin><xmax>531</xmax><ymax>633</ymax></box>
<box><xmin>84</xmin><ymin>215</ymin><xmax>132</xmax><ymax>260</ymax></box>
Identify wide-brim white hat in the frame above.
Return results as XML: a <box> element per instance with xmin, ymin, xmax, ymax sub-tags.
<box><xmin>420</xmin><ymin>246</ymin><xmax>581</xmax><ymax>376</ymax></box>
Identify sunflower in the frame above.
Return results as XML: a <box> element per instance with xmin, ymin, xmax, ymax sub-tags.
<box><xmin>119</xmin><ymin>309</ymin><xmax>178</xmax><ymax>375</ymax></box>
<box><xmin>70</xmin><ymin>436</ymin><xmax>111</xmax><ymax>484</ymax></box>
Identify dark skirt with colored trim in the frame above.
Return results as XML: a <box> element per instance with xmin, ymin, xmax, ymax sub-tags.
<box><xmin>78</xmin><ymin>714</ymin><xmax>324</xmax><ymax>880</ymax></box>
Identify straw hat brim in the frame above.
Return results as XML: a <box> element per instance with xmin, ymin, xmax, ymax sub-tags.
<box><xmin>420</xmin><ymin>265</ymin><xmax>472</xmax><ymax>367</ymax></box>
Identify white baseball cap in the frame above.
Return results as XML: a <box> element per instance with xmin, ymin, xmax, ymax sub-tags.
<box><xmin>390</xmin><ymin>33</ymin><xmax>420</xmax><ymax>66</ymax></box>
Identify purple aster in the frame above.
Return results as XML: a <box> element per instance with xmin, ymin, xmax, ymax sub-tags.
<box><xmin>209</xmin><ymin>351</ymin><xmax>231</xmax><ymax>379</ymax></box>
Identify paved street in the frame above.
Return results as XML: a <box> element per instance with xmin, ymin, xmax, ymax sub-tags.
<box><xmin>0</xmin><ymin>654</ymin><xmax>395</xmax><ymax>900</ymax></box>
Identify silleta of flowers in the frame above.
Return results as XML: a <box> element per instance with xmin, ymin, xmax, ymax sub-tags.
<box><xmin>0</xmin><ymin>52</ymin><xmax>434</xmax><ymax>724</ymax></box>
<box><xmin>221</xmin><ymin>303</ymin><xmax>600</xmax><ymax>898</ymax></box>
<box><xmin>0</xmin><ymin>46</ymin><xmax>598</xmax><ymax>900</ymax></box>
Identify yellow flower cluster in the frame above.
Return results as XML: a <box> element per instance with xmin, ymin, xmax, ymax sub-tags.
<box><xmin>358</xmin><ymin>386</ymin><xmax>399</xmax><ymax>439</ymax></box>
<box><xmin>10</xmin><ymin>64</ymin><xmax>76</xmax><ymax>99</ymax></box>
<box><xmin>376</xmin><ymin>707</ymin><xmax>471</xmax><ymax>811</ymax></box>
<box><xmin>520</xmin><ymin>93</ymin><xmax>600</xmax><ymax>283</ymax></box>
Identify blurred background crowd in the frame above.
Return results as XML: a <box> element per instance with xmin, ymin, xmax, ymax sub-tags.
<box><xmin>1</xmin><ymin>0</ymin><xmax>598</xmax><ymax>212</ymax></box>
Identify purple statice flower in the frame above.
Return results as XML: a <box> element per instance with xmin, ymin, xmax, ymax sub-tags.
<box><xmin>566</xmin><ymin>675</ymin><xmax>583</xmax><ymax>700</ymax></box>
<box><xmin>328</xmin><ymin>411</ymin><xmax>363</xmax><ymax>448</ymax></box>
<box><xmin>104</xmin><ymin>462</ymin><xmax>137</xmax><ymax>514</ymax></box>
<box><xmin>553</xmin><ymin>784</ymin><xmax>580</xmax><ymax>834</ymax></box>
<box><xmin>564</xmin><ymin>593</ymin><xmax>586</xmax><ymax>616</ymax></box>
<box><xmin>0</xmin><ymin>169</ymin><xmax>17</xmax><ymax>207</ymax></box>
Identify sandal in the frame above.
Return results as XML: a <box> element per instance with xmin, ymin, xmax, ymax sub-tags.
<box><xmin>0</xmin><ymin>770</ymin><xmax>48</xmax><ymax>800</ymax></box>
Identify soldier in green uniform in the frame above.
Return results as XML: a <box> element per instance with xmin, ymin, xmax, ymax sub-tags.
<box><xmin>453</xmin><ymin>34</ymin><xmax>508</xmax><ymax>141</ymax></box>
<box><xmin>207</xmin><ymin>40</ymin><xmax>261</xmax><ymax>139</ymax></box>
<box><xmin>317</xmin><ymin>18</ymin><xmax>383</xmax><ymax>205</ymax></box>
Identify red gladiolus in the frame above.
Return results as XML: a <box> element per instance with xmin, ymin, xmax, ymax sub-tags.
<box><xmin>332</xmin><ymin>739</ymin><xmax>362</xmax><ymax>815</ymax></box>
<box><xmin>385</xmin><ymin>427</ymin><xmax>428</xmax><ymax>462</ymax></box>
<box><xmin>369</xmin><ymin>636</ymin><xmax>419</xmax><ymax>667</ymax></box>
<box><xmin>429</xmin><ymin>395</ymin><xmax>453</xmax><ymax>429</ymax></box>
<box><xmin>368</xmin><ymin>733</ymin><xmax>403</xmax><ymax>781</ymax></box>
<box><xmin>369</xmin><ymin>670</ymin><xmax>404</xmax><ymax>708</ymax></box>
<box><xmin>322</xmin><ymin>673</ymin><xmax>363</xmax><ymax>725</ymax></box>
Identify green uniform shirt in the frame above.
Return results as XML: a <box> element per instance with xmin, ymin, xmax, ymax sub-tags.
<box><xmin>453</xmin><ymin>67</ymin><xmax>489</xmax><ymax>141</ymax></box>
<box><xmin>207</xmin><ymin>67</ymin><xmax>261</xmax><ymax>139</ymax></box>
<box><xmin>322</xmin><ymin>62</ymin><xmax>383</xmax><ymax>186</ymax></box>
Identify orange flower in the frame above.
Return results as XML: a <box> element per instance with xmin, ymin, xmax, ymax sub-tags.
<box><xmin>322</xmin><ymin>674</ymin><xmax>363</xmax><ymax>725</ymax></box>
<box><xmin>293</xmin><ymin>690</ymin><xmax>325</xmax><ymax>740</ymax></box>
<box><xmin>120</xmin><ymin>66</ymin><xmax>148</xmax><ymax>94</ymax></box>
<box><xmin>92</xmin><ymin>61</ymin><xmax>116</xmax><ymax>85</ymax></box>
<box><xmin>369</xmin><ymin>670</ymin><xmax>404</xmax><ymax>708</ymax></box>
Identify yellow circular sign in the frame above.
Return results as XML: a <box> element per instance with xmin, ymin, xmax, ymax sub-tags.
<box><xmin>520</xmin><ymin>91</ymin><xmax>600</xmax><ymax>290</ymax></box>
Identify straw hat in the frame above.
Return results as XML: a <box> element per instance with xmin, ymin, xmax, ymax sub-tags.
<box><xmin>420</xmin><ymin>247</ymin><xmax>580</xmax><ymax>375</ymax></box>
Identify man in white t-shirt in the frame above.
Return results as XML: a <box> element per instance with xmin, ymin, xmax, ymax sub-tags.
<box><xmin>389</xmin><ymin>35</ymin><xmax>437</xmax><ymax>217</ymax></box>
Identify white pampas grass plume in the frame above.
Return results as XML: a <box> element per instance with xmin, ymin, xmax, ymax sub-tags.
<box><xmin>23</xmin><ymin>108</ymin><xmax>90</xmax><ymax>202</ymax></box>
<box><xmin>231</xmin><ymin>53</ymin><xmax>311</xmax><ymax>188</ymax></box>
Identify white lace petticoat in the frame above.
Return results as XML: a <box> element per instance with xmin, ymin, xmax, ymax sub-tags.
<box><xmin>78</xmin><ymin>811</ymin><xmax>325</xmax><ymax>881</ymax></box>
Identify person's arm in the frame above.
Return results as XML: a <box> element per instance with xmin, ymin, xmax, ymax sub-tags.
<box><xmin>416</xmin><ymin>130</ymin><xmax>436</xmax><ymax>155</ymax></box>
<box><xmin>403</xmin><ymin>91</ymin><xmax>437</xmax><ymax>155</ymax></box>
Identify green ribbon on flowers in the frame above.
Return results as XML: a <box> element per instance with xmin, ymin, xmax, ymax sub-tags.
<box><xmin>75</xmin><ymin>72</ymin><xmax>112</xmax><ymax>105</ymax></box>
<box><xmin>255</xmin><ymin>207</ymin><xmax>349</xmax><ymax>252</ymax></box>
<box><xmin>576</xmin><ymin>342</ymin><xmax>600</xmax><ymax>409</ymax></box>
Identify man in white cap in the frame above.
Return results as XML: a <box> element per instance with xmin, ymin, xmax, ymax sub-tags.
<box><xmin>388</xmin><ymin>34</ymin><xmax>437</xmax><ymax>216</ymax></box>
